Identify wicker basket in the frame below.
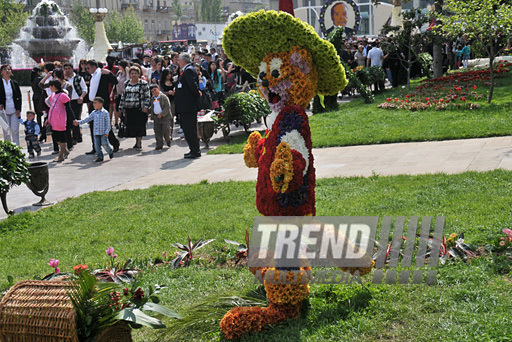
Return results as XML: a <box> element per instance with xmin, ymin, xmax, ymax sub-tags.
<box><xmin>95</xmin><ymin>321</ymin><xmax>133</xmax><ymax>342</ymax></box>
<box><xmin>0</xmin><ymin>279</ymin><xmax>78</xmax><ymax>342</ymax></box>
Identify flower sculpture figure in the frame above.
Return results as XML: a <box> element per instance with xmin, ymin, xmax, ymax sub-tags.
<box><xmin>220</xmin><ymin>8</ymin><xmax>358</xmax><ymax>340</ymax></box>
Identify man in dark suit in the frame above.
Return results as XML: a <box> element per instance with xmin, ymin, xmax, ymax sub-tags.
<box><xmin>85</xmin><ymin>60</ymin><xmax>120</xmax><ymax>154</ymax></box>
<box><xmin>175</xmin><ymin>53</ymin><xmax>201</xmax><ymax>159</ymax></box>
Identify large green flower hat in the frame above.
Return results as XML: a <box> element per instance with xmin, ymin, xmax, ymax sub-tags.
<box><xmin>222</xmin><ymin>10</ymin><xmax>347</xmax><ymax>96</ymax></box>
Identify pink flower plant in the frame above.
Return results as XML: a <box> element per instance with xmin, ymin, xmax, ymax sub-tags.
<box><xmin>47</xmin><ymin>259</ymin><xmax>60</xmax><ymax>273</ymax></box>
<box><xmin>503</xmin><ymin>228</ymin><xmax>512</xmax><ymax>242</ymax></box>
<box><xmin>106</xmin><ymin>247</ymin><xmax>114</xmax><ymax>256</ymax></box>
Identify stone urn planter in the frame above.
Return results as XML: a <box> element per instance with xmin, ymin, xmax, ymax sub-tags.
<box><xmin>198</xmin><ymin>120</ymin><xmax>215</xmax><ymax>149</ymax></box>
<box><xmin>26</xmin><ymin>161</ymin><xmax>52</xmax><ymax>206</ymax></box>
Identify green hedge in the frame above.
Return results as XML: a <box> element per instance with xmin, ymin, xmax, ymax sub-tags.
<box><xmin>11</xmin><ymin>69</ymin><xmax>32</xmax><ymax>86</ymax></box>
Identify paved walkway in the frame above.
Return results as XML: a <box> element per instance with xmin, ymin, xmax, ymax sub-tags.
<box><xmin>3</xmin><ymin>86</ymin><xmax>512</xmax><ymax>219</ymax></box>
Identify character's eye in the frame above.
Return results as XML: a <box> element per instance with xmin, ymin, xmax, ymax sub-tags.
<box><xmin>271</xmin><ymin>69</ymin><xmax>280</xmax><ymax>78</ymax></box>
<box><xmin>259</xmin><ymin>71</ymin><xmax>267</xmax><ymax>80</ymax></box>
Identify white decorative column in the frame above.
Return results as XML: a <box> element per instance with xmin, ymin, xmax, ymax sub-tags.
<box><xmin>391</xmin><ymin>0</ymin><xmax>403</xmax><ymax>28</ymax></box>
<box><xmin>90</xmin><ymin>8</ymin><xmax>112</xmax><ymax>63</ymax></box>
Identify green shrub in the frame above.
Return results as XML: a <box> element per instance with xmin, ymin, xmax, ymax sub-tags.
<box><xmin>418</xmin><ymin>52</ymin><xmax>433</xmax><ymax>78</ymax></box>
<box><xmin>11</xmin><ymin>68</ymin><xmax>31</xmax><ymax>86</ymax></box>
<box><xmin>0</xmin><ymin>141</ymin><xmax>30</xmax><ymax>193</ymax></box>
<box><xmin>213</xmin><ymin>91</ymin><xmax>270</xmax><ymax>126</ymax></box>
<box><xmin>312</xmin><ymin>94</ymin><xmax>338</xmax><ymax>114</ymax></box>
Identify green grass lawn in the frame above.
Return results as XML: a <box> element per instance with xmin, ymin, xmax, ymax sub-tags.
<box><xmin>209</xmin><ymin>72</ymin><xmax>512</xmax><ymax>155</ymax></box>
<box><xmin>2</xmin><ymin>171</ymin><xmax>512</xmax><ymax>341</ymax></box>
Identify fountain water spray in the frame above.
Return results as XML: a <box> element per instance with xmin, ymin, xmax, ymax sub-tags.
<box><xmin>12</xmin><ymin>0</ymin><xmax>87</xmax><ymax>67</ymax></box>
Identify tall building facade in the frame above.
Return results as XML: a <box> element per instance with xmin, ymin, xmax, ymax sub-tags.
<box><xmin>24</xmin><ymin>0</ymin><xmax>268</xmax><ymax>42</ymax></box>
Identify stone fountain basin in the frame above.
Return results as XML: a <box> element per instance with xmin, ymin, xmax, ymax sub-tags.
<box><xmin>14</xmin><ymin>38</ymin><xmax>81</xmax><ymax>56</ymax></box>
<box><xmin>35</xmin><ymin>16</ymin><xmax>66</xmax><ymax>27</ymax></box>
<box><xmin>22</xmin><ymin>26</ymin><xmax>72</xmax><ymax>39</ymax></box>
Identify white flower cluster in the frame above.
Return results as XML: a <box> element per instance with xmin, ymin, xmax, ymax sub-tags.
<box><xmin>259</xmin><ymin>62</ymin><xmax>268</xmax><ymax>75</ymax></box>
<box><xmin>280</xmin><ymin>130</ymin><xmax>309</xmax><ymax>175</ymax></box>
<box><xmin>270</xmin><ymin>58</ymin><xmax>283</xmax><ymax>74</ymax></box>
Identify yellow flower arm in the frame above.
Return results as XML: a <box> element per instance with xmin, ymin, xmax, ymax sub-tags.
<box><xmin>243</xmin><ymin>131</ymin><xmax>262</xmax><ymax>168</ymax></box>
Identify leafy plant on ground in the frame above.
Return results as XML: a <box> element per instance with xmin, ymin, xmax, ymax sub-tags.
<box><xmin>68</xmin><ymin>270</ymin><xmax>119</xmax><ymax>341</ymax></box>
<box><xmin>224</xmin><ymin>228</ymin><xmax>250</xmax><ymax>264</ymax></box>
<box><xmin>439</xmin><ymin>232</ymin><xmax>477</xmax><ymax>265</ymax></box>
<box><xmin>170</xmin><ymin>236</ymin><xmax>215</xmax><ymax>269</ymax></box>
<box><xmin>485</xmin><ymin>228</ymin><xmax>512</xmax><ymax>253</ymax></box>
<box><xmin>113</xmin><ymin>281</ymin><xmax>181</xmax><ymax>329</ymax></box>
<box><xmin>93</xmin><ymin>247</ymin><xmax>139</xmax><ymax>283</ymax></box>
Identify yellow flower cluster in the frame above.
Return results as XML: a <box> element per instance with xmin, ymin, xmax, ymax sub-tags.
<box><xmin>264</xmin><ymin>268</ymin><xmax>311</xmax><ymax>306</ymax></box>
<box><xmin>221</xmin><ymin>266</ymin><xmax>311</xmax><ymax>339</ymax></box>
<box><xmin>340</xmin><ymin>260</ymin><xmax>376</xmax><ymax>277</ymax></box>
<box><xmin>270</xmin><ymin>142</ymin><xmax>294</xmax><ymax>193</ymax></box>
<box><xmin>222</xmin><ymin>10</ymin><xmax>347</xmax><ymax>96</ymax></box>
<box><xmin>243</xmin><ymin>131</ymin><xmax>262</xmax><ymax>168</ymax></box>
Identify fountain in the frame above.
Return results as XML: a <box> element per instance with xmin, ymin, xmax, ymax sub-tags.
<box><xmin>13</xmin><ymin>0</ymin><xmax>83</xmax><ymax>63</ymax></box>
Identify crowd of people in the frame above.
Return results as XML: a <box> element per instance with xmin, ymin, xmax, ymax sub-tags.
<box><xmin>1</xmin><ymin>45</ymin><xmax>257</xmax><ymax>162</ymax></box>
<box><xmin>339</xmin><ymin>36</ymin><xmax>405</xmax><ymax>91</ymax></box>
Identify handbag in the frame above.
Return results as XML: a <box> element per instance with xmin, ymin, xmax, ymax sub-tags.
<box><xmin>199</xmin><ymin>84</ymin><xmax>213</xmax><ymax>110</ymax></box>
<box><xmin>117</xmin><ymin>113</ymin><xmax>127</xmax><ymax>138</ymax></box>
<box><xmin>0</xmin><ymin>110</ymin><xmax>10</xmax><ymax>133</ymax></box>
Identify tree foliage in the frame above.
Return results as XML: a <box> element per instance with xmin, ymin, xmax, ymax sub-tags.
<box><xmin>172</xmin><ymin>0</ymin><xmax>183</xmax><ymax>21</ymax></box>
<box><xmin>381</xmin><ymin>8</ymin><xmax>429</xmax><ymax>87</ymax></box>
<box><xmin>70</xmin><ymin>0</ymin><xmax>95</xmax><ymax>45</ymax></box>
<box><xmin>0</xmin><ymin>0</ymin><xmax>29</xmax><ymax>49</ymax></box>
<box><xmin>200</xmin><ymin>0</ymin><xmax>222</xmax><ymax>22</ymax></box>
<box><xmin>105</xmin><ymin>7</ymin><xmax>145</xmax><ymax>44</ymax></box>
<box><xmin>437</xmin><ymin>0</ymin><xmax>512</xmax><ymax>103</ymax></box>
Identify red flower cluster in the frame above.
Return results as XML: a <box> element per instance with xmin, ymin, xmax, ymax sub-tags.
<box><xmin>253</xmin><ymin>105</ymin><xmax>316</xmax><ymax>216</ymax></box>
<box><xmin>73</xmin><ymin>264</ymin><xmax>89</xmax><ymax>274</ymax></box>
<box><xmin>379</xmin><ymin>63</ymin><xmax>511</xmax><ymax>111</ymax></box>
<box><xmin>132</xmin><ymin>288</ymin><xmax>144</xmax><ymax>300</ymax></box>
<box><xmin>109</xmin><ymin>291</ymin><xmax>122</xmax><ymax>310</ymax></box>
<box><xmin>423</xmin><ymin>62</ymin><xmax>512</xmax><ymax>85</ymax></box>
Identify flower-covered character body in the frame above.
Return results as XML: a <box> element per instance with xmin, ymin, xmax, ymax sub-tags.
<box><xmin>221</xmin><ymin>9</ymin><xmax>349</xmax><ymax>340</ymax></box>
<box><xmin>244</xmin><ymin>47</ymin><xmax>319</xmax><ymax>216</ymax></box>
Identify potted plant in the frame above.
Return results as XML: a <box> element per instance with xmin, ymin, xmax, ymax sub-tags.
<box><xmin>0</xmin><ymin>141</ymin><xmax>30</xmax><ymax>215</ymax></box>
<box><xmin>212</xmin><ymin>90</ymin><xmax>270</xmax><ymax>137</ymax></box>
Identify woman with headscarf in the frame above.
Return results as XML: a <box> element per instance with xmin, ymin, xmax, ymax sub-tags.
<box><xmin>119</xmin><ymin>66</ymin><xmax>151</xmax><ymax>151</ymax></box>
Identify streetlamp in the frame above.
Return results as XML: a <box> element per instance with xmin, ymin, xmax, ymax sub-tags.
<box><xmin>89</xmin><ymin>7</ymin><xmax>112</xmax><ymax>62</ymax></box>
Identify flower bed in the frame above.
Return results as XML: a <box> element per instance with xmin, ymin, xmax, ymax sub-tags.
<box><xmin>377</xmin><ymin>62</ymin><xmax>512</xmax><ymax>111</ymax></box>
